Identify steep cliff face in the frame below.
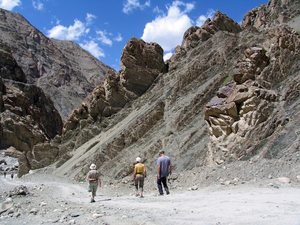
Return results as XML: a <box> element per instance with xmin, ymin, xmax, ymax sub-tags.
<box><xmin>0</xmin><ymin>43</ymin><xmax>63</xmax><ymax>176</ymax></box>
<box><xmin>0</xmin><ymin>8</ymin><xmax>110</xmax><ymax>121</ymax></box>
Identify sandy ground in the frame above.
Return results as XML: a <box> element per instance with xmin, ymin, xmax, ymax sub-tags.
<box><xmin>0</xmin><ymin>165</ymin><xmax>300</xmax><ymax>225</ymax></box>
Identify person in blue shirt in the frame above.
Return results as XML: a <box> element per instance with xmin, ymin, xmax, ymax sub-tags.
<box><xmin>157</xmin><ymin>150</ymin><xmax>172</xmax><ymax>195</ymax></box>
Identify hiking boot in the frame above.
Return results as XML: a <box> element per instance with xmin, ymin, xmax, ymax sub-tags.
<box><xmin>166</xmin><ymin>189</ymin><xmax>170</xmax><ymax>195</ymax></box>
<box><xmin>90</xmin><ymin>198</ymin><xmax>95</xmax><ymax>203</ymax></box>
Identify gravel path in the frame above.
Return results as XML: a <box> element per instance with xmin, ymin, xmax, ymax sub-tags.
<box><xmin>1</xmin><ymin>166</ymin><xmax>300</xmax><ymax>225</ymax></box>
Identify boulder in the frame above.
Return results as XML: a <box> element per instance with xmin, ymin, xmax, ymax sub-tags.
<box><xmin>120</xmin><ymin>37</ymin><xmax>165</xmax><ymax>96</ymax></box>
<box><xmin>27</xmin><ymin>143</ymin><xmax>59</xmax><ymax>170</ymax></box>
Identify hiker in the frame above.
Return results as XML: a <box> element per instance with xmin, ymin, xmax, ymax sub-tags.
<box><xmin>86</xmin><ymin>164</ymin><xmax>101</xmax><ymax>203</ymax></box>
<box><xmin>157</xmin><ymin>150</ymin><xmax>172</xmax><ymax>195</ymax></box>
<box><xmin>132</xmin><ymin>157</ymin><xmax>147</xmax><ymax>198</ymax></box>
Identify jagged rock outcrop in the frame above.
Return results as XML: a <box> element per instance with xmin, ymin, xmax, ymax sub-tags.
<box><xmin>120</xmin><ymin>37</ymin><xmax>166</xmax><ymax>95</ymax></box>
<box><xmin>181</xmin><ymin>10</ymin><xmax>242</xmax><ymax>51</ymax></box>
<box><xmin>204</xmin><ymin>24</ymin><xmax>300</xmax><ymax>165</ymax></box>
<box><xmin>0</xmin><ymin>8</ymin><xmax>110</xmax><ymax>121</ymax></box>
<box><xmin>242</xmin><ymin>0</ymin><xmax>300</xmax><ymax>28</ymax></box>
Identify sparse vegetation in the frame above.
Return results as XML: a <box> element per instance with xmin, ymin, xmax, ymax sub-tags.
<box><xmin>162</xmin><ymin>130</ymin><xmax>174</xmax><ymax>136</ymax></box>
<box><xmin>223</xmin><ymin>75</ymin><xmax>232</xmax><ymax>86</ymax></box>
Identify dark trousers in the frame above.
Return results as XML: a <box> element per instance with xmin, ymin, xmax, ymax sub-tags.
<box><xmin>157</xmin><ymin>176</ymin><xmax>168</xmax><ymax>194</ymax></box>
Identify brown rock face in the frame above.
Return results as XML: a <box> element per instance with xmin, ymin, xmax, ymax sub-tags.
<box><xmin>120</xmin><ymin>37</ymin><xmax>165</xmax><ymax>96</ymax></box>
<box><xmin>204</xmin><ymin>24</ymin><xmax>300</xmax><ymax>164</ymax></box>
<box><xmin>1</xmin><ymin>78</ymin><xmax>63</xmax><ymax>147</ymax></box>
<box><xmin>242</xmin><ymin>0</ymin><xmax>300</xmax><ymax>28</ymax></box>
<box><xmin>0</xmin><ymin>42</ymin><xmax>63</xmax><ymax>177</ymax></box>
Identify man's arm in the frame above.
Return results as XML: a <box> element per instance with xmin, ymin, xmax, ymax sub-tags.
<box><xmin>132</xmin><ymin>166</ymin><xmax>137</xmax><ymax>181</ymax></box>
<box><xmin>144</xmin><ymin>166</ymin><xmax>147</xmax><ymax>178</ymax></box>
<box><xmin>157</xmin><ymin>165</ymin><xmax>161</xmax><ymax>179</ymax></box>
<box><xmin>98</xmin><ymin>176</ymin><xmax>101</xmax><ymax>187</ymax></box>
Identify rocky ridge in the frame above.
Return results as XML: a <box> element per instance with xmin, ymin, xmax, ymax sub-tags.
<box><xmin>0</xmin><ymin>8</ymin><xmax>111</xmax><ymax>121</ymax></box>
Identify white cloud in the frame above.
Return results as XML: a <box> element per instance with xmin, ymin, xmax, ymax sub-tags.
<box><xmin>47</xmin><ymin>19</ymin><xmax>88</xmax><ymax>40</ymax></box>
<box><xmin>32</xmin><ymin>0</ymin><xmax>43</xmax><ymax>11</ymax></box>
<box><xmin>86</xmin><ymin>13</ymin><xmax>96</xmax><ymax>25</ymax></box>
<box><xmin>80</xmin><ymin>40</ymin><xmax>105</xmax><ymax>58</ymax></box>
<box><xmin>163</xmin><ymin>52</ymin><xmax>173</xmax><ymax>61</ymax></box>
<box><xmin>123</xmin><ymin>0</ymin><xmax>150</xmax><ymax>14</ymax></box>
<box><xmin>96</xmin><ymin>30</ymin><xmax>112</xmax><ymax>46</ymax></box>
<box><xmin>153</xmin><ymin>6</ymin><xmax>163</xmax><ymax>14</ymax></box>
<box><xmin>141</xmin><ymin>1</ymin><xmax>194</xmax><ymax>52</ymax></box>
<box><xmin>114</xmin><ymin>33</ymin><xmax>123</xmax><ymax>42</ymax></box>
<box><xmin>196</xmin><ymin>9</ymin><xmax>215</xmax><ymax>27</ymax></box>
<box><xmin>0</xmin><ymin>0</ymin><xmax>21</xmax><ymax>10</ymax></box>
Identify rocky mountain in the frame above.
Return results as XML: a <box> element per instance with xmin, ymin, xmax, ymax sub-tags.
<box><xmin>0</xmin><ymin>8</ymin><xmax>111</xmax><ymax>122</ymax></box>
<box><xmin>1</xmin><ymin>0</ymin><xmax>300</xmax><ymax>180</ymax></box>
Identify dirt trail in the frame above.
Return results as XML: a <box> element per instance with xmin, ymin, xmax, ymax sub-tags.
<box><xmin>1</xmin><ymin>167</ymin><xmax>300</xmax><ymax>225</ymax></box>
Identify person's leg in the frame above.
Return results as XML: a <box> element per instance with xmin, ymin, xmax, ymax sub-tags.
<box><xmin>139</xmin><ymin>177</ymin><xmax>144</xmax><ymax>197</ymax></box>
<box><xmin>157</xmin><ymin>176</ymin><xmax>163</xmax><ymax>195</ymax></box>
<box><xmin>90</xmin><ymin>183</ymin><xmax>97</xmax><ymax>202</ymax></box>
<box><xmin>161</xmin><ymin>177</ymin><xmax>169</xmax><ymax>194</ymax></box>
<box><xmin>134</xmin><ymin>177</ymin><xmax>139</xmax><ymax>196</ymax></box>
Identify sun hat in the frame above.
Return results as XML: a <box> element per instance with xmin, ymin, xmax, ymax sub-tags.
<box><xmin>90</xmin><ymin>164</ymin><xmax>96</xmax><ymax>169</ymax></box>
<box><xmin>136</xmin><ymin>157</ymin><xmax>141</xmax><ymax>162</ymax></box>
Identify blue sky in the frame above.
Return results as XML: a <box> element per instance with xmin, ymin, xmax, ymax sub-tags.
<box><xmin>0</xmin><ymin>0</ymin><xmax>266</xmax><ymax>71</ymax></box>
